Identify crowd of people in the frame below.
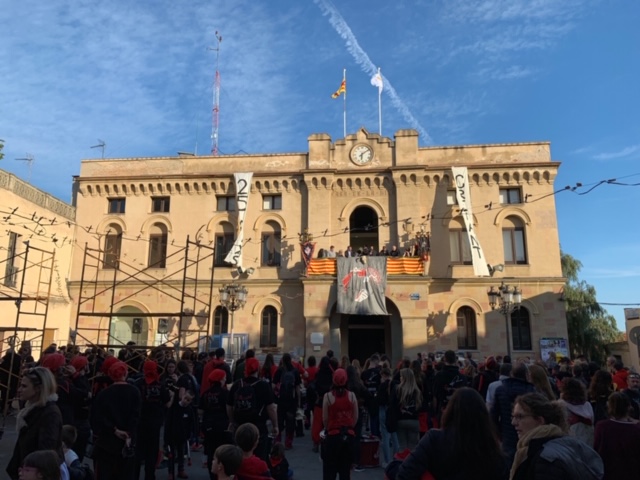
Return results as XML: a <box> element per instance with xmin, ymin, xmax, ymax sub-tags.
<box><xmin>2</xmin><ymin>341</ymin><xmax>640</xmax><ymax>480</ymax></box>
<box><xmin>317</xmin><ymin>242</ymin><xmax>427</xmax><ymax>259</ymax></box>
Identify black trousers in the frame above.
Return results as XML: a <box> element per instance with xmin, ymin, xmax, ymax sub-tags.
<box><xmin>136</xmin><ymin>422</ymin><xmax>162</xmax><ymax>480</ymax></box>
<box><xmin>94</xmin><ymin>446</ymin><xmax>136</xmax><ymax>480</ymax></box>
<box><xmin>322</xmin><ymin>433</ymin><xmax>355</xmax><ymax>480</ymax></box>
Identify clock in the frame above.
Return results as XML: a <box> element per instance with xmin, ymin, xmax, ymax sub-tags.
<box><xmin>350</xmin><ymin>144</ymin><xmax>374</xmax><ymax>165</ymax></box>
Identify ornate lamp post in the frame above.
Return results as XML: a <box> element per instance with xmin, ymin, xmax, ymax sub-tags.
<box><xmin>219</xmin><ymin>284</ymin><xmax>248</xmax><ymax>358</ymax></box>
<box><xmin>298</xmin><ymin>228</ymin><xmax>314</xmax><ymax>244</ymax></box>
<box><xmin>487</xmin><ymin>282</ymin><xmax>522</xmax><ymax>358</ymax></box>
<box><xmin>415</xmin><ymin>227</ymin><xmax>430</xmax><ymax>259</ymax></box>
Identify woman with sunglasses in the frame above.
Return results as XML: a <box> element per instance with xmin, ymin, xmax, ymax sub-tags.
<box><xmin>6</xmin><ymin>367</ymin><xmax>64</xmax><ymax>480</ymax></box>
<box><xmin>510</xmin><ymin>392</ymin><xmax>603</xmax><ymax>480</ymax></box>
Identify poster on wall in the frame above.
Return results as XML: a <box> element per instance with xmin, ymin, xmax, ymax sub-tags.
<box><xmin>337</xmin><ymin>257</ymin><xmax>388</xmax><ymax>315</ymax></box>
<box><xmin>539</xmin><ymin>337</ymin><xmax>570</xmax><ymax>361</ymax></box>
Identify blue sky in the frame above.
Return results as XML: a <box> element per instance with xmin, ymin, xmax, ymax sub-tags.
<box><xmin>1</xmin><ymin>0</ymin><xmax>638</xmax><ymax>330</ymax></box>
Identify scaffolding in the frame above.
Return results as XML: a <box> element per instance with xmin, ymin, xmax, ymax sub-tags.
<box><xmin>72</xmin><ymin>236</ymin><xmax>216</xmax><ymax>359</ymax></box>
<box><xmin>0</xmin><ymin>242</ymin><xmax>56</xmax><ymax>417</ymax></box>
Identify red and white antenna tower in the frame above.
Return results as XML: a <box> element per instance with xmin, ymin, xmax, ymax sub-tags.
<box><xmin>210</xmin><ymin>31</ymin><xmax>222</xmax><ymax>156</ymax></box>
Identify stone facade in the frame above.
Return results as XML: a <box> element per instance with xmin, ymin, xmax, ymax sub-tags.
<box><xmin>68</xmin><ymin>128</ymin><xmax>567</xmax><ymax>362</ymax></box>
<box><xmin>0</xmin><ymin>170</ymin><xmax>76</xmax><ymax>355</ymax></box>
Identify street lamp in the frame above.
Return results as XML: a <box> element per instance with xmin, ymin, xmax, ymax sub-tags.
<box><xmin>487</xmin><ymin>282</ymin><xmax>522</xmax><ymax>358</ymax></box>
<box><xmin>415</xmin><ymin>227</ymin><xmax>430</xmax><ymax>259</ymax></box>
<box><xmin>219</xmin><ymin>284</ymin><xmax>248</xmax><ymax>358</ymax></box>
<box><xmin>298</xmin><ymin>228</ymin><xmax>313</xmax><ymax>244</ymax></box>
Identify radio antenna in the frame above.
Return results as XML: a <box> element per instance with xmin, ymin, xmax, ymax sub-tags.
<box><xmin>15</xmin><ymin>154</ymin><xmax>34</xmax><ymax>182</ymax></box>
<box><xmin>90</xmin><ymin>139</ymin><xmax>106</xmax><ymax>158</ymax></box>
<box><xmin>208</xmin><ymin>31</ymin><xmax>222</xmax><ymax>156</ymax></box>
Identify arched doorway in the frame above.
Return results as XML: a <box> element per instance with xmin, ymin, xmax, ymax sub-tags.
<box><xmin>329</xmin><ymin>299</ymin><xmax>403</xmax><ymax>363</ymax></box>
<box><xmin>109</xmin><ymin>306</ymin><xmax>149</xmax><ymax>349</ymax></box>
<box><xmin>349</xmin><ymin>206</ymin><xmax>379</xmax><ymax>253</ymax></box>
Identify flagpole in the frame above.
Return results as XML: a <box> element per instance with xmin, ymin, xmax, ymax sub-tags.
<box><xmin>377</xmin><ymin>67</ymin><xmax>382</xmax><ymax>136</ymax></box>
<box><xmin>343</xmin><ymin>68</ymin><xmax>347</xmax><ymax>138</ymax></box>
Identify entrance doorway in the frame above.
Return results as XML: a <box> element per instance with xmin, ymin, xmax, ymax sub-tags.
<box><xmin>349</xmin><ymin>206</ymin><xmax>379</xmax><ymax>253</ymax></box>
<box><xmin>346</xmin><ymin>315</ymin><xmax>387</xmax><ymax>364</ymax></box>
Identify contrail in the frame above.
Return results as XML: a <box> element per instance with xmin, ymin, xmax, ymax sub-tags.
<box><xmin>314</xmin><ymin>0</ymin><xmax>433</xmax><ymax>144</ymax></box>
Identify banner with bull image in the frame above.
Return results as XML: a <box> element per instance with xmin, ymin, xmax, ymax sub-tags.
<box><xmin>337</xmin><ymin>257</ymin><xmax>388</xmax><ymax>315</ymax></box>
<box><xmin>224</xmin><ymin>172</ymin><xmax>253</xmax><ymax>270</ymax></box>
<box><xmin>451</xmin><ymin>166</ymin><xmax>490</xmax><ymax>277</ymax></box>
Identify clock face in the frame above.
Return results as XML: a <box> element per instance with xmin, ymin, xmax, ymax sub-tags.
<box><xmin>350</xmin><ymin>144</ymin><xmax>374</xmax><ymax>165</ymax></box>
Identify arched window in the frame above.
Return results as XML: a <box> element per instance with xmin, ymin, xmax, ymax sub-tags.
<box><xmin>502</xmin><ymin>216</ymin><xmax>527</xmax><ymax>264</ymax></box>
<box><xmin>215</xmin><ymin>221</ymin><xmax>236</xmax><ymax>266</ymax></box>
<box><xmin>103</xmin><ymin>223</ymin><xmax>122</xmax><ymax>269</ymax></box>
<box><xmin>213</xmin><ymin>306</ymin><xmax>229</xmax><ymax>335</ymax></box>
<box><xmin>511</xmin><ymin>307</ymin><xmax>532</xmax><ymax>351</ymax></box>
<box><xmin>260</xmin><ymin>306</ymin><xmax>278</xmax><ymax>348</ymax></box>
<box><xmin>449</xmin><ymin>218</ymin><xmax>471</xmax><ymax>264</ymax></box>
<box><xmin>261</xmin><ymin>220</ymin><xmax>282</xmax><ymax>267</ymax></box>
<box><xmin>148</xmin><ymin>223</ymin><xmax>168</xmax><ymax>268</ymax></box>
<box><xmin>456</xmin><ymin>306</ymin><xmax>477</xmax><ymax>349</ymax></box>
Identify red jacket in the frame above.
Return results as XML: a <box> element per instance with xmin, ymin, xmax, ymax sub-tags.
<box><xmin>613</xmin><ymin>369</ymin><xmax>629</xmax><ymax>391</ymax></box>
<box><xmin>236</xmin><ymin>455</ymin><xmax>272</xmax><ymax>479</ymax></box>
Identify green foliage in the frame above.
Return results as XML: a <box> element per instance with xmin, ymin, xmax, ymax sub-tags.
<box><xmin>561</xmin><ymin>251</ymin><xmax>622</xmax><ymax>363</ymax></box>
<box><xmin>0</xmin><ymin>139</ymin><xmax>4</xmax><ymax>161</ymax></box>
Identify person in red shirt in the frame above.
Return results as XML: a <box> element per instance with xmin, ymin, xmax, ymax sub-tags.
<box><xmin>322</xmin><ymin>368</ymin><xmax>359</xmax><ymax>480</ymax></box>
<box><xmin>201</xmin><ymin>348</ymin><xmax>232</xmax><ymax>394</ymax></box>
<box><xmin>234</xmin><ymin>422</ymin><xmax>273</xmax><ymax>479</ymax></box>
<box><xmin>612</xmin><ymin>361</ymin><xmax>629</xmax><ymax>391</ymax></box>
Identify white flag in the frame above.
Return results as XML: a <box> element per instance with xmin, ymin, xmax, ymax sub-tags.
<box><xmin>371</xmin><ymin>72</ymin><xmax>383</xmax><ymax>94</ymax></box>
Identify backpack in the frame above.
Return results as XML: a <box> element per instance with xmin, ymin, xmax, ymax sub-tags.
<box><xmin>279</xmin><ymin>369</ymin><xmax>296</xmax><ymax>400</ymax></box>
<box><xmin>68</xmin><ymin>460</ymin><xmax>95</xmax><ymax>480</ymax></box>
<box><xmin>233</xmin><ymin>379</ymin><xmax>260</xmax><ymax>424</ymax></box>
<box><xmin>440</xmin><ymin>374</ymin><xmax>470</xmax><ymax>412</ymax></box>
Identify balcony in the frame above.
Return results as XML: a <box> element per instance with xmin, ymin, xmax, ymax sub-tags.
<box><xmin>306</xmin><ymin>257</ymin><xmax>425</xmax><ymax>276</ymax></box>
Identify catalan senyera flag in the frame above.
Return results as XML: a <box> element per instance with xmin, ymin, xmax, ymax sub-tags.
<box><xmin>331</xmin><ymin>80</ymin><xmax>346</xmax><ymax>98</ymax></box>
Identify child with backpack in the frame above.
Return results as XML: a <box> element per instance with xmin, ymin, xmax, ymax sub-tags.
<box><xmin>62</xmin><ymin>425</ymin><xmax>95</xmax><ymax>480</ymax></box>
<box><xmin>267</xmin><ymin>443</ymin><xmax>293</xmax><ymax>480</ymax></box>
<box><xmin>165</xmin><ymin>390</ymin><xmax>197</xmax><ymax>479</ymax></box>
<box><xmin>273</xmin><ymin>354</ymin><xmax>301</xmax><ymax>449</ymax></box>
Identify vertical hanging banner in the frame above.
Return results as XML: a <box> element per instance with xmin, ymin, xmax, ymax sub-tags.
<box><xmin>224</xmin><ymin>172</ymin><xmax>253</xmax><ymax>269</ymax></box>
<box><xmin>301</xmin><ymin>241</ymin><xmax>316</xmax><ymax>266</ymax></box>
<box><xmin>451</xmin><ymin>166</ymin><xmax>490</xmax><ymax>277</ymax></box>
<box><xmin>337</xmin><ymin>257</ymin><xmax>388</xmax><ymax>315</ymax></box>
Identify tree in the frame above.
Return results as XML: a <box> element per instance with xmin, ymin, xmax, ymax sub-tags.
<box><xmin>562</xmin><ymin>251</ymin><xmax>622</xmax><ymax>363</ymax></box>
<box><xmin>0</xmin><ymin>139</ymin><xmax>4</xmax><ymax>161</ymax></box>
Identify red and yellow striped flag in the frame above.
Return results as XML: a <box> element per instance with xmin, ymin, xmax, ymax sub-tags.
<box><xmin>331</xmin><ymin>80</ymin><xmax>346</xmax><ymax>98</ymax></box>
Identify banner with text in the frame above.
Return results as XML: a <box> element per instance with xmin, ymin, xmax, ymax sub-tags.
<box><xmin>337</xmin><ymin>257</ymin><xmax>388</xmax><ymax>315</ymax></box>
<box><xmin>224</xmin><ymin>172</ymin><xmax>253</xmax><ymax>270</ymax></box>
<box><xmin>451</xmin><ymin>166</ymin><xmax>490</xmax><ymax>277</ymax></box>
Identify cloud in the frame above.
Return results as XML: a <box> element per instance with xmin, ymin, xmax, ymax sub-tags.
<box><xmin>313</xmin><ymin>0</ymin><xmax>433</xmax><ymax>143</ymax></box>
<box><xmin>593</xmin><ymin>145</ymin><xmax>640</xmax><ymax>160</ymax></box>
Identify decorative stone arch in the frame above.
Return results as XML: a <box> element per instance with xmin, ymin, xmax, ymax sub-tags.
<box><xmin>140</xmin><ymin>215</ymin><xmax>173</xmax><ymax>235</ymax></box>
<box><xmin>251</xmin><ymin>212</ymin><xmax>287</xmax><ymax>234</ymax></box>
<box><xmin>98</xmin><ymin>216</ymin><xmax>127</xmax><ymax>234</ymax></box>
<box><xmin>338</xmin><ymin>197</ymin><xmax>388</xmax><ymax>223</ymax></box>
<box><xmin>493</xmin><ymin>207</ymin><xmax>532</xmax><ymax>226</ymax></box>
<box><xmin>443</xmin><ymin>213</ymin><xmax>479</xmax><ymax>227</ymax></box>
<box><xmin>519</xmin><ymin>299</ymin><xmax>540</xmax><ymax>317</ymax></box>
<box><xmin>447</xmin><ymin>297</ymin><xmax>486</xmax><ymax>337</ymax></box>
<box><xmin>206</xmin><ymin>213</ymin><xmax>239</xmax><ymax>239</ymax></box>
<box><xmin>251</xmin><ymin>297</ymin><xmax>284</xmax><ymax>316</ymax></box>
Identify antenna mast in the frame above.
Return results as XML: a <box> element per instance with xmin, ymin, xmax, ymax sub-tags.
<box><xmin>15</xmin><ymin>153</ymin><xmax>34</xmax><ymax>183</ymax></box>
<box><xmin>210</xmin><ymin>31</ymin><xmax>222</xmax><ymax>156</ymax></box>
<box><xmin>90</xmin><ymin>139</ymin><xmax>106</xmax><ymax>158</ymax></box>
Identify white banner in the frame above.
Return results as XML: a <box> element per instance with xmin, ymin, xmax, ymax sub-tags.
<box><xmin>451</xmin><ymin>166</ymin><xmax>490</xmax><ymax>277</ymax></box>
<box><xmin>224</xmin><ymin>172</ymin><xmax>253</xmax><ymax>268</ymax></box>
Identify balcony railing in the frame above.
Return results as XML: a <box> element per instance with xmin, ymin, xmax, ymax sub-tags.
<box><xmin>306</xmin><ymin>257</ymin><xmax>425</xmax><ymax>276</ymax></box>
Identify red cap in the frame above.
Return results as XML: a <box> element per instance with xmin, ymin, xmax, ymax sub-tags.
<box><xmin>101</xmin><ymin>356</ymin><xmax>118</xmax><ymax>374</ymax></box>
<box><xmin>208</xmin><ymin>369</ymin><xmax>227</xmax><ymax>384</ymax></box>
<box><xmin>42</xmin><ymin>353</ymin><xmax>66</xmax><ymax>373</ymax></box>
<box><xmin>485</xmin><ymin>356</ymin><xmax>498</xmax><ymax>370</ymax></box>
<box><xmin>70</xmin><ymin>356</ymin><xmax>89</xmax><ymax>372</ymax></box>
<box><xmin>108</xmin><ymin>361</ymin><xmax>128</xmax><ymax>381</ymax></box>
<box><xmin>333</xmin><ymin>368</ymin><xmax>347</xmax><ymax>386</ymax></box>
<box><xmin>245</xmin><ymin>358</ymin><xmax>260</xmax><ymax>376</ymax></box>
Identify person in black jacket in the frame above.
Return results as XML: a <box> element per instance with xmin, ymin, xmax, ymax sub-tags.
<box><xmin>490</xmin><ymin>361</ymin><xmax>535</xmax><ymax>466</ymax></box>
<box><xmin>90</xmin><ymin>360</ymin><xmax>141</xmax><ymax>480</ymax></box>
<box><xmin>311</xmin><ymin>355</ymin><xmax>335</xmax><ymax>452</ymax></box>
<box><xmin>200</xmin><ymin>368</ymin><xmax>232</xmax><ymax>478</ymax></box>
<box><xmin>135</xmin><ymin>360</ymin><xmax>171</xmax><ymax>480</ymax></box>
<box><xmin>6</xmin><ymin>367</ymin><xmax>64</xmax><ymax>480</ymax></box>
<box><xmin>395</xmin><ymin>388</ymin><xmax>507</xmax><ymax>480</ymax></box>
